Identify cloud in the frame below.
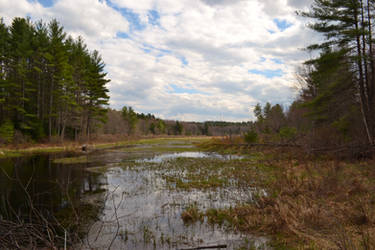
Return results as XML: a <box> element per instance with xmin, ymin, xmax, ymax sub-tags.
<box><xmin>0</xmin><ymin>0</ymin><xmax>320</xmax><ymax>122</ymax></box>
<box><xmin>200</xmin><ymin>0</ymin><xmax>244</xmax><ymax>6</ymax></box>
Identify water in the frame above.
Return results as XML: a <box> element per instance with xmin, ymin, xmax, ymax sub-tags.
<box><xmin>139</xmin><ymin>151</ymin><xmax>243</xmax><ymax>163</ymax></box>
<box><xmin>0</xmin><ymin>154</ymin><xmax>106</xmax><ymax>247</ymax></box>
<box><xmin>0</xmin><ymin>141</ymin><xmax>269</xmax><ymax>249</ymax></box>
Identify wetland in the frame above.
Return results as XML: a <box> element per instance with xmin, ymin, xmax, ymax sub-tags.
<box><xmin>0</xmin><ymin>138</ymin><xmax>270</xmax><ymax>249</ymax></box>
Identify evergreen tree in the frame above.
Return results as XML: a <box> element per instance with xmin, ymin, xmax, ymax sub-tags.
<box><xmin>300</xmin><ymin>0</ymin><xmax>375</xmax><ymax>145</ymax></box>
<box><xmin>122</xmin><ymin>106</ymin><xmax>138</xmax><ymax>135</ymax></box>
<box><xmin>0</xmin><ymin>17</ymin><xmax>110</xmax><ymax>143</ymax></box>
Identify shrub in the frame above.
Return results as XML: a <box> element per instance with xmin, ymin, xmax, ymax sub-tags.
<box><xmin>0</xmin><ymin>120</ymin><xmax>14</xmax><ymax>144</ymax></box>
<box><xmin>244</xmin><ymin>130</ymin><xmax>258</xmax><ymax>143</ymax></box>
<box><xmin>279</xmin><ymin>126</ymin><xmax>297</xmax><ymax>142</ymax></box>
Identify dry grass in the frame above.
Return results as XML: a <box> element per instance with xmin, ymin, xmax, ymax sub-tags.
<box><xmin>198</xmin><ymin>139</ymin><xmax>375</xmax><ymax>249</ymax></box>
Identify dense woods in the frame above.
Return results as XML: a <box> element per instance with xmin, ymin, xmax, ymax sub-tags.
<box><xmin>0</xmin><ymin>17</ymin><xmax>109</xmax><ymax>143</ymax></box>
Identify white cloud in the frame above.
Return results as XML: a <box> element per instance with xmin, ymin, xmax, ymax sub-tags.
<box><xmin>0</xmin><ymin>0</ymin><xmax>319</xmax><ymax>121</ymax></box>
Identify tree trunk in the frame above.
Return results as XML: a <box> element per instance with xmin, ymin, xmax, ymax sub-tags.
<box><xmin>354</xmin><ymin>8</ymin><xmax>374</xmax><ymax>145</ymax></box>
<box><xmin>49</xmin><ymin>77</ymin><xmax>54</xmax><ymax>141</ymax></box>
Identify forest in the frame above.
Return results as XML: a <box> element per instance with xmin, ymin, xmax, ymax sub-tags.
<box><xmin>0</xmin><ymin>17</ymin><xmax>251</xmax><ymax>144</ymax></box>
<box><xmin>0</xmin><ymin>17</ymin><xmax>109</xmax><ymax>144</ymax></box>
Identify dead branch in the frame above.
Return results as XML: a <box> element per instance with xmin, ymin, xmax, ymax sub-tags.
<box><xmin>177</xmin><ymin>244</ymin><xmax>227</xmax><ymax>250</ymax></box>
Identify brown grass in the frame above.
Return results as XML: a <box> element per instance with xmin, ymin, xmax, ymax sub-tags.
<box><xmin>199</xmin><ymin>138</ymin><xmax>375</xmax><ymax>249</ymax></box>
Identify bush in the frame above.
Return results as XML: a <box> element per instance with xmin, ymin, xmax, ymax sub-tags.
<box><xmin>279</xmin><ymin>126</ymin><xmax>297</xmax><ymax>142</ymax></box>
<box><xmin>244</xmin><ymin>130</ymin><xmax>258</xmax><ymax>143</ymax></box>
<box><xmin>0</xmin><ymin>120</ymin><xmax>15</xmax><ymax>144</ymax></box>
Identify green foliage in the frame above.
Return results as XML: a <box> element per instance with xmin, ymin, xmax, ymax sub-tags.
<box><xmin>253</xmin><ymin>103</ymin><xmax>286</xmax><ymax>135</ymax></box>
<box><xmin>279</xmin><ymin>127</ymin><xmax>297</xmax><ymax>142</ymax></box>
<box><xmin>30</xmin><ymin>120</ymin><xmax>45</xmax><ymax>140</ymax></box>
<box><xmin>149</xmin><ymin>123</ymin><xmax>156</xmax><ymax>134</ymax></box>
<box><xmin>299</xmin><ymin>0</ymin><xmax>375</xmax><ymax>145</ymax></box>
<box><xmin>244</xmin><ymin>130</ymin><xmax>258</xmax><ymax>143</ymax></box>
<box><xmin>122</xmin><ymin>106</ymin><xmax>138</xmax><ymax>135</ymax></box>
<box><xmin>174</xmin><ymin>121</ymin><xmax>183</xmax><ymax>135</ymax></box>
<box><xmin>0</xmin><ymin>120</ymin><xmax>15</xmax><ymax>144</ymax></box>
<box><xmin>0</xmin><ymin>17</ymin><xmax>110</xmax><ymax>142</ymax></box>
<box><xmin>253</xmin><ymin>103</ymin><xmax>263</xmax><ymax>121</ymax></box>
<box><xmin>157</xmin><ymin>120</ymin><xmax>166</xmax><ymax>134</ymax></box>
<box><xmin>332</xmin><ymin>116</ymin><xmax>350</xmax><ymax>139</ymax></box>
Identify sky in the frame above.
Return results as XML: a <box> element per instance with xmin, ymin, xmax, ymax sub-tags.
<box><xmin>0</xmin><ymin>0</ymin><xmax>320</xmax><ymax>122</ymax></box>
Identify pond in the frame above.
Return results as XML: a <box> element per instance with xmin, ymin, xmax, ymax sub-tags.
<box><xmin>0</xmin><ymin>138</ymin><xmax>270</xmax><ymax>249</ymax></box>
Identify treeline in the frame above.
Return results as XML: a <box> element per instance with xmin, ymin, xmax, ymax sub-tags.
<box><xmin>99</xmin><ymin>107</ymin><xmax>250</xmax><ymax>137</ymax></box>
<box><xmin>0</xmin><ymin>17</ymin><xmax>109</xmax><ymax>143</ymax></box>
<box><xmin>249</xmin><ymin>0</ymin><xmax>375</xmax><ymax>153</ymax></box>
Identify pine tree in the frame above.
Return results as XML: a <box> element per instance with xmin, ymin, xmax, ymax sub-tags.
<box><xmin>0</xmin><ymin>18</ymin><xmax>10</xmax><ymax>124</ymax></box>
<box><xmin>8</xmin><ymin>18</ymin><xmax>36</xmax><ymax>133</ymax></box>
<box><xmin>300</xmin><ymin>0</ymin><xmax>375</xmax><ymax>145</ymax></box>
<box><xmin>0</xmin><ymin>17</ymin><xmax>111</xmax><ymax>143</ymax></box>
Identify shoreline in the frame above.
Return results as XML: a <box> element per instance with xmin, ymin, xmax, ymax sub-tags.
<box><xmin>0</xmin><ymin>135</ymin><xmax>212</xmax><ymax>158</ymax></box>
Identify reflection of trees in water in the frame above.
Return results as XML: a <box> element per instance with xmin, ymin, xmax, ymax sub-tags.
<box><xmin>0</xmin><ymin>154</ymin><xmax>104</xmax><ymax>248</ymax></box>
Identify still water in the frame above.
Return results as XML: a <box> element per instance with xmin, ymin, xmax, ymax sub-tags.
<box><xmin>0</xmin><ymin>141</ymin><xmax>269</xmax><ymax>249</ymax></box>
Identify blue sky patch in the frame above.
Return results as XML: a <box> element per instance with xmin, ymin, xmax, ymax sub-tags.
<box><xmin>143</xmin><ymin>48</ymin><xmax>152</xmax><ymax>53</ymax></box>
<box><xmin>148</xmin><ymin>10</ymin><xmax>160</xmax><ymax>26</ymax></box>
<box><xmin>274</xmin><ymin>18</ymin><xmax>292</xmax><ymax>32</ymax></box>
<box><xmin>142</xmin><ymin>43</ymin><xmax>172</xmax><ymax>56</ymax></box>
<box><xmin>116</xmin><ymin>32</ymin><xmax>130</xmax><ymax>39</ymax></box>
<box><xmin>249</xmin><ymin>69</ymin><xmax>284</xmax><ymax>78</ymax></box>
<box><xmin>120</xmin><ymin>8</ymin><xmax>146</xmax><ymax>31</ymax></box>
<box><xmin>30</xmin><ymin>0</ymin><xmax>54</xmax><ymax>8</ymax></box>
<box><xmin>271</xmin><ymin>58</ymin><xmax>283</xmax><ymax>64</ymax></box>
<box><xmin>178</xmin><ymin>56</ymin><xmax>188</xmax><ymax>66</ymax></box>
<box><xmin>169</xmin><ymin>84</ymin><xmax>204</xmax><ymax>94</ymax></box>
<box><xmin>107</xmin><ymin>1</ymin><xmax>146</xmax><ymax>32</ymax></box>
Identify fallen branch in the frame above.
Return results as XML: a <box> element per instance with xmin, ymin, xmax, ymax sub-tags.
<box><xmin>177</xmin><ymin>244</ymin><xmax>227</xmax><ymax>250</ymax></box>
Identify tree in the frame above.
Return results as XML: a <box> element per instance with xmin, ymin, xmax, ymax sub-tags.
<box><xmin>253</xmin><ymin>103</ymin><xmax>263</xmax><ymax>121</ymax></box>
<box><xmin>300</xmin><ymin>0</ymin><xmax>375</xmax><ymax>145</ymax></box>
<box><xmin>157</xmin><ymin>119</ymin><xmax>166</xmax><ymax>134</ymax></box>
<box><xmin>122</xmin><ymin>106</ymin><xmax>138</xmax><ymax>135</ymax></box>
<box><xmin>0</xmin><ymin>17</ymin><xmax>110</xmax><ymax>143</ymax></box>
<box><xmin>0</xmin><ymin>18</ymin><xmax>10</xmax><ymax>124</ymax></box>
<box><xmin>174</xmin><ymin>121</ymin><xmax>183</xmax><ymax>135</ymax></box>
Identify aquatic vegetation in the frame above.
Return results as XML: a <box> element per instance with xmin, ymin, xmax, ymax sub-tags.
<box><xmin>197</xmin><ymin>139</ymin><xmax>375</xmax><ymax>249</ymax></box>
<box><xmin>181</xmin><ymin>204</ymin><xmax>204</xmax><ymax>223</ymax></box>
<box><xmin>53</xmin><ymin>155</ymin><xmax>89</xmax><ymax>164</ymax></box>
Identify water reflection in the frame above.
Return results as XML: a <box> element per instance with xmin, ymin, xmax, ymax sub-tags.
<box><xmin>0</xmin><ymin>154</ymin><xmax>105</xmax><ymax>247</ymax></box>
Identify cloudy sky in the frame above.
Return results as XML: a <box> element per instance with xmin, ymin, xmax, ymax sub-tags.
<box><xmin>0</xmin><ymin>0</ymin><xmax>319</xmax><ymax>121</ymax></box>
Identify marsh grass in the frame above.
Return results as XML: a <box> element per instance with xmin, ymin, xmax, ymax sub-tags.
<box><xmin>155</xmin><ymin>157</ymin><xmax>263</xmax><ymax>191</ymax></box>
<box><xmin>0</xmin><ymin>136</ymin><xmax>210</xmax><ymax>160</ymax></box>
<box><xmin>181</xmin><ymin>203</ymin><xmax>204</xmax><ymax>224</ymax></box>
<box><xmin>53</xmin><ymin>155</ymin><xmax>89</xmax><ymax>164</ymax></box>
<box><xmin>196</xmin><ymin>139</ymin><xmax>375</xmax><ymax>249</ymax></box>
